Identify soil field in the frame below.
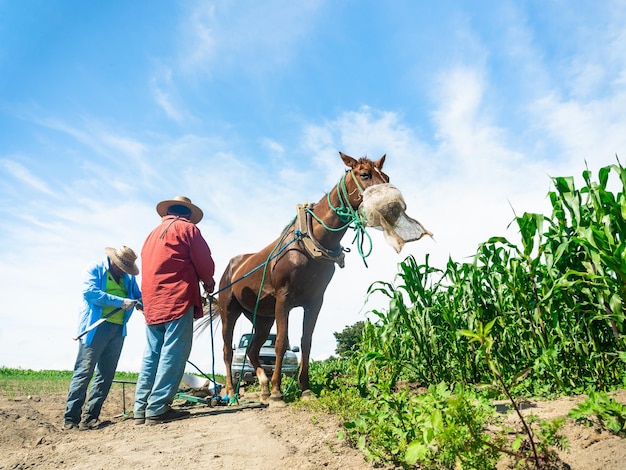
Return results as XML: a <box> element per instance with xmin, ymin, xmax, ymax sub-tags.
<box><xmin>2</xmin><ymin>386</ymin><xmax>626</xmax><ymax>469</ymax></box>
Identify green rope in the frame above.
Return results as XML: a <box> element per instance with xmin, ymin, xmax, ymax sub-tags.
<box><xmin>315</xmin><ymin>171</ymin><xmax>373</xmax><ymax>263</ymax></box>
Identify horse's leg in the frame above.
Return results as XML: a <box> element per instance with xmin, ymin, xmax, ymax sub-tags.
<box><xmin>271</xmin><ymin>299</ymin><xmax>291</xmax><ymax>401</ymax></box>
<box><xmin>220</xmin><ymin>297</ymin><xmax>242</xmax><ymax>401</ymax></box>
<box><xmin>247</xmin><ymin>316</ymin><xmax>274</xmax><ymax>401</ymax></box>
<box><xmin>299</xmin><ymin>300</ymin><xmax>322</xmax><ymax>394</ymax></box>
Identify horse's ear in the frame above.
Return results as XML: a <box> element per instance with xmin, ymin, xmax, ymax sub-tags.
<box><xmin>374</xmin><ymin>154</ymin><xmax>386</xmax><ymax>169</ymax></box>
<box><xmin>339</xmin><ymin>151</ymin><xmax>358</xmax><ymax>168</ymax></box>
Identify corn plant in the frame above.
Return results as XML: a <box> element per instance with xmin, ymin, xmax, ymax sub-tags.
<box><xmin>358</xmin><ymin>159</ymin><xmax>626</xmax><ymax>395</ymax></box>
<box><xmin>301</xmin><ymin>160</ymin><xmax>626</xmax><ymax>468</ymax></box>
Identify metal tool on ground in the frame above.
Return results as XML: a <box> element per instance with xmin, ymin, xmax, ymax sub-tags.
<box><xmin>176</xmin><ymin>366</ymin><xmax>231</xmax><ymax>407</ymax></box>
<box><xmin>111</xmin><ymin>379</ymin><xmax>136</xmax><ymax>418</ymax></box>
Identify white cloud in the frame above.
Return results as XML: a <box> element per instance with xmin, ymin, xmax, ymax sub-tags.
<box><xmin>178</xmin><ymin>2</ymin><xmax>218</xmax><ymax>78</ymax></box>
<box><xmin>176</xmin><ymin>0</ymin><xmax>325</xmax><ymax>79</ymax></box>
<box><xmin>0</xmin><ymin>159</ymin><xmax>55</xmax><ymax>195</ymax></box>
<box><xmin>150</xmin><ymin>70</ymin><xmax>184</xmax><ymax>122</ymax></box>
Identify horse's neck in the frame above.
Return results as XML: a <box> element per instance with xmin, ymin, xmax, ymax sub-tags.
<box><xmin>309</xmin><ymin>185</ymin><xmax>358</xmax><ymax>249</ymax></box>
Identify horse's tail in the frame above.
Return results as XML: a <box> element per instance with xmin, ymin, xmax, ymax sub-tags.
<box><xmin>193</xmin><ymin>297</ymin><xmax>222</xmax><ymax>338</ymax></box>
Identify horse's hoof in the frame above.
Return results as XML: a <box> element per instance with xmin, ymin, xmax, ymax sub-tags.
<box><xmin>301</xmin><ymin>389</ymin><xmax>315</xmax><ymax>401</ymax></box>
<box><xmin>268</xmin><ymin>397</ymin><xmax>286</xmax><ymax>408</ymax></box>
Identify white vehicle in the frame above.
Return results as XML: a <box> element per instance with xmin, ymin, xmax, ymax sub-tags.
<box><xmin>231</xmin><ymin>333</ymin><xmax>300</xmax><ymax>385</ymax></box>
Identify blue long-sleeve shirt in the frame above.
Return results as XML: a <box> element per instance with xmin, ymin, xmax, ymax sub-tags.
<box><xmin>77</xmin><ymin>257</ymin><xmax>142</xmax><ymax>345</ymax></box>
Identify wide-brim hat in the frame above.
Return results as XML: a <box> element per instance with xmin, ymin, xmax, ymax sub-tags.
<box><xmin>156</xmin><ymin>195</ymin><xmax>203</xmax><ymax>224</ymax></box>
<box><xmin>105</xmin><ymin>245</ymin><xmax>140</xmax><ymax>275</ymax></box>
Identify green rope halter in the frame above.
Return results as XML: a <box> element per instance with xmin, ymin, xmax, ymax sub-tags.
<box><xmin>306</xmin><ymin>171</ymin><xmax>373</xmax><ymax>264</ymax></box>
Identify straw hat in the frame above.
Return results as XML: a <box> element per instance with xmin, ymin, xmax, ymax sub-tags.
<box><xmin>104</xmin><ymin>245</ymin><xmax>139</xmax><ymax>275</ymax></box>
<box><xmin>156</xmin><ymin>195</ymin><xmax>203</xmax><ymax>224</ymax></box>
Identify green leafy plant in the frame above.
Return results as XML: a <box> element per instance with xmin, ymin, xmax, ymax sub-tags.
<box><xmin>569</xmin><ymin>391</ymin><xmax>626</xmax><ymax>435</ymax></box>
<box><xmin>459</xmin><ymin>321</ymin><xmax>566</xmax><ymax>469</ymax></box>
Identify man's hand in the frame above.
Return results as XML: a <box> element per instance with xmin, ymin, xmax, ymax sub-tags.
<box><xmin>121</xmin><ymin>299</ymin><xmax>137</xmax><ymax>310</ymax></box>
<box><xmin>203</xmin><ymin>280</ymin><xmax>215</xmax><ymax>294</ymax></box>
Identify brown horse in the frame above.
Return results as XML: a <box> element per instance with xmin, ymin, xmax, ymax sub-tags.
<box><xmin>218</xmin><ymin>152</ymin><xmax>389</xmax><ymax>401</ymax></box>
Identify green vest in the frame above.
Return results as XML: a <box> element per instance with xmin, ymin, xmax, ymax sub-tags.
<box><xmin>102</xmin><ymin>271</ymin><xmax>128</xmax><ymax>325</ymax></box>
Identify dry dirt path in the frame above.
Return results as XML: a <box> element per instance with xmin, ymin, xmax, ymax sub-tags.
<box><xmin>0</xmin><ymin>389</ymin><xmax>370</xmax><ymax>470</ymax></box>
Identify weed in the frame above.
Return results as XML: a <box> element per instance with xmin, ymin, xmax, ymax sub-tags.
<box><xmin>569</xmin><ymin>391</ymin><xmax>626</xmax><ymax>435</ymax></box>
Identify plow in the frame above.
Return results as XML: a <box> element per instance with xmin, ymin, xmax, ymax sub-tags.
<box><xmin>173</xmin><ymin>369</ymin><xmax>267</xmax><ymax>412</ymax></box>
<box><xmin>112</xmin><ymin>367</ymin><xmax>265</xmax><ymax>420</ymax></box>
<box><xmin>174</xmin><ymin>372</ymin><xmax>230</xmax><ymax>407</ymax></box>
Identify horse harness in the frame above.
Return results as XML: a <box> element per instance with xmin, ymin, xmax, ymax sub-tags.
<box><xmin>295</xmin><ymin>203</ymin><xmax>346</xmax><ymax>268</ymax></box>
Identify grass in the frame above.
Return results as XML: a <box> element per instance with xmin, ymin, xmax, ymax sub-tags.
<box><xmin>0</xmin><ymin>367</ymin><xmax>141</xmax><ymax>399</ymax></box>
<box><xmin>0</xmin><ymin>367</ymin><xmax>228</xmax><ymax>400</ymax></box>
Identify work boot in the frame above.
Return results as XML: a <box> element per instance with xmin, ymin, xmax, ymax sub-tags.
<box><xmin>79</xmin><ymin>418</ymin><xmax>102</xmax><ymax>430</ymax></box>
<box><xmin>62</xmin><ymin>421</ymin><xmax>78</xmax><ymax>431</ymax></box>
<box><xmin>145</xmin><ymin>408</ymin><xmax>189</xmax><ymax>425</ymax></box>
<box><xmin>133</xmin><ymin>410</ymin><xmax>145</xmax><ymax>425</ymax></box>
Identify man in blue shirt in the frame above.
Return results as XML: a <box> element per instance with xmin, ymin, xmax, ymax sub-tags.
<box><xmin>63</xmin><ymin>245</ymin><xmax>142</xmax><ymax>431</ymax></box>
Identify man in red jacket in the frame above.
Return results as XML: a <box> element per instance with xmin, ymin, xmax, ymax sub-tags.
<box><xmin>134</xmin><ymin>196</ymin><xmax>215</xmax><ymax>425</ymax></box>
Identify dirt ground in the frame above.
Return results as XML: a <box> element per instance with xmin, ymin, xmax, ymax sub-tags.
<box><xmin>2</xmin><ymin>386</ymin><xmax>626</xmax><ymax>470</ymax></box>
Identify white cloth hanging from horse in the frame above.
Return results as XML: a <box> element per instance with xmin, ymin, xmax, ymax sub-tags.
<box><xmin>359</xmin><ymin>183</ymin><xmax>433</xmax><ymax>253</ymax></box>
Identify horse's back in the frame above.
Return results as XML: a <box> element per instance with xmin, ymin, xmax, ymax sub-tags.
<box><xmin>220</xmin><ymin>243</ymin><xmax>275</xmax><ymax>284</ymax></box>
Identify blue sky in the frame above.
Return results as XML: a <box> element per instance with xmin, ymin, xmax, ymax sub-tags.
<box><xmin>1</xmin><ymin>0</ymin><xmax>626</xmax><ymax>374</ymax></box>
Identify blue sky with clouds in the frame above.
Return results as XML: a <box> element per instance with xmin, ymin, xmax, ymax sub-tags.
<box><xmin>1</xmin><ymin>0</ymin><xmax>626</xmax><ymax>374</ymax></box>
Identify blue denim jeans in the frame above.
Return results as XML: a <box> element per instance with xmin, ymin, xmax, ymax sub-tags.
<box><xmin>64</xmin><ymin>321</ymin><xmax>124</xmax><ymax>424</ymax></box>
<box><xmin>133</xmin><ymin>307</ymin><xmax>193</xmax><ymax>418</ymax></box>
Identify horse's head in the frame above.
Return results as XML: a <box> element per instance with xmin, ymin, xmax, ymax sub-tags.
<box><xmin>339</xmin><ymin>151</ymin><xmax>389</xmax><ymax>207</ymax></box>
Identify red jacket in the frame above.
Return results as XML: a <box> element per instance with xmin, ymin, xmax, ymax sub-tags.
<box><xmin>141</xmin><ymin>215</ymin><xmax>216</xmax><ymax>325</ymax></box>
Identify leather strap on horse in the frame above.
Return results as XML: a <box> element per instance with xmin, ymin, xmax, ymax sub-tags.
<box><xmin>296</xmin><ymin>203</ymin><xmax>345</xmax><ymax>268</ymax></box>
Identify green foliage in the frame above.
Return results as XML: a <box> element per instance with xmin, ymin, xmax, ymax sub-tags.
<box><xmin>280</xmin><ymin>375</ymin><xmax>300</xmax><ymax>403</ymax></box>
<box><xmin>356</xmin><ymin>160</ymin><xmax>626</xmax><ymax>395</ymax></box>
<box><xmin>0</xmin><ymin>367</ymin><xmax>140</xmax><ymax>397</ymax></box>
<box><xmin>305</xmin><ymin>378</ymin><xmax>369</xmax><ymax>422</ymax></box>
<box><xmin>306</xmin><ymin>358</ymin><xmax>353</xmax><ymax>396</ymax></box>
<box><xmin>0</xmin><ymin>367</ymin><xmax>75</xmax><ymax>379</ymax></box>
<box><xmin>317</xmin><ymin>161</ymin><xmax>626</xmax><ymax>467</ymax></box>
<box><xmin>307</xmin><ymin>366</ymin><xmax>569</xmax><ymax>469</ymax></box>
<box><xmin>333</xmin><ymin>321</ymin><xmax>365</xmax><ymax>358</ymax></box>
<box><xmin>569</xmin><ymin>391</ymin><xmax>626</xmax><ymax>435</ymax></box>
<box><xmin>529</xmin><ymin>415</ymin><xmax>569</xmax><ymax>457</ymax></box>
